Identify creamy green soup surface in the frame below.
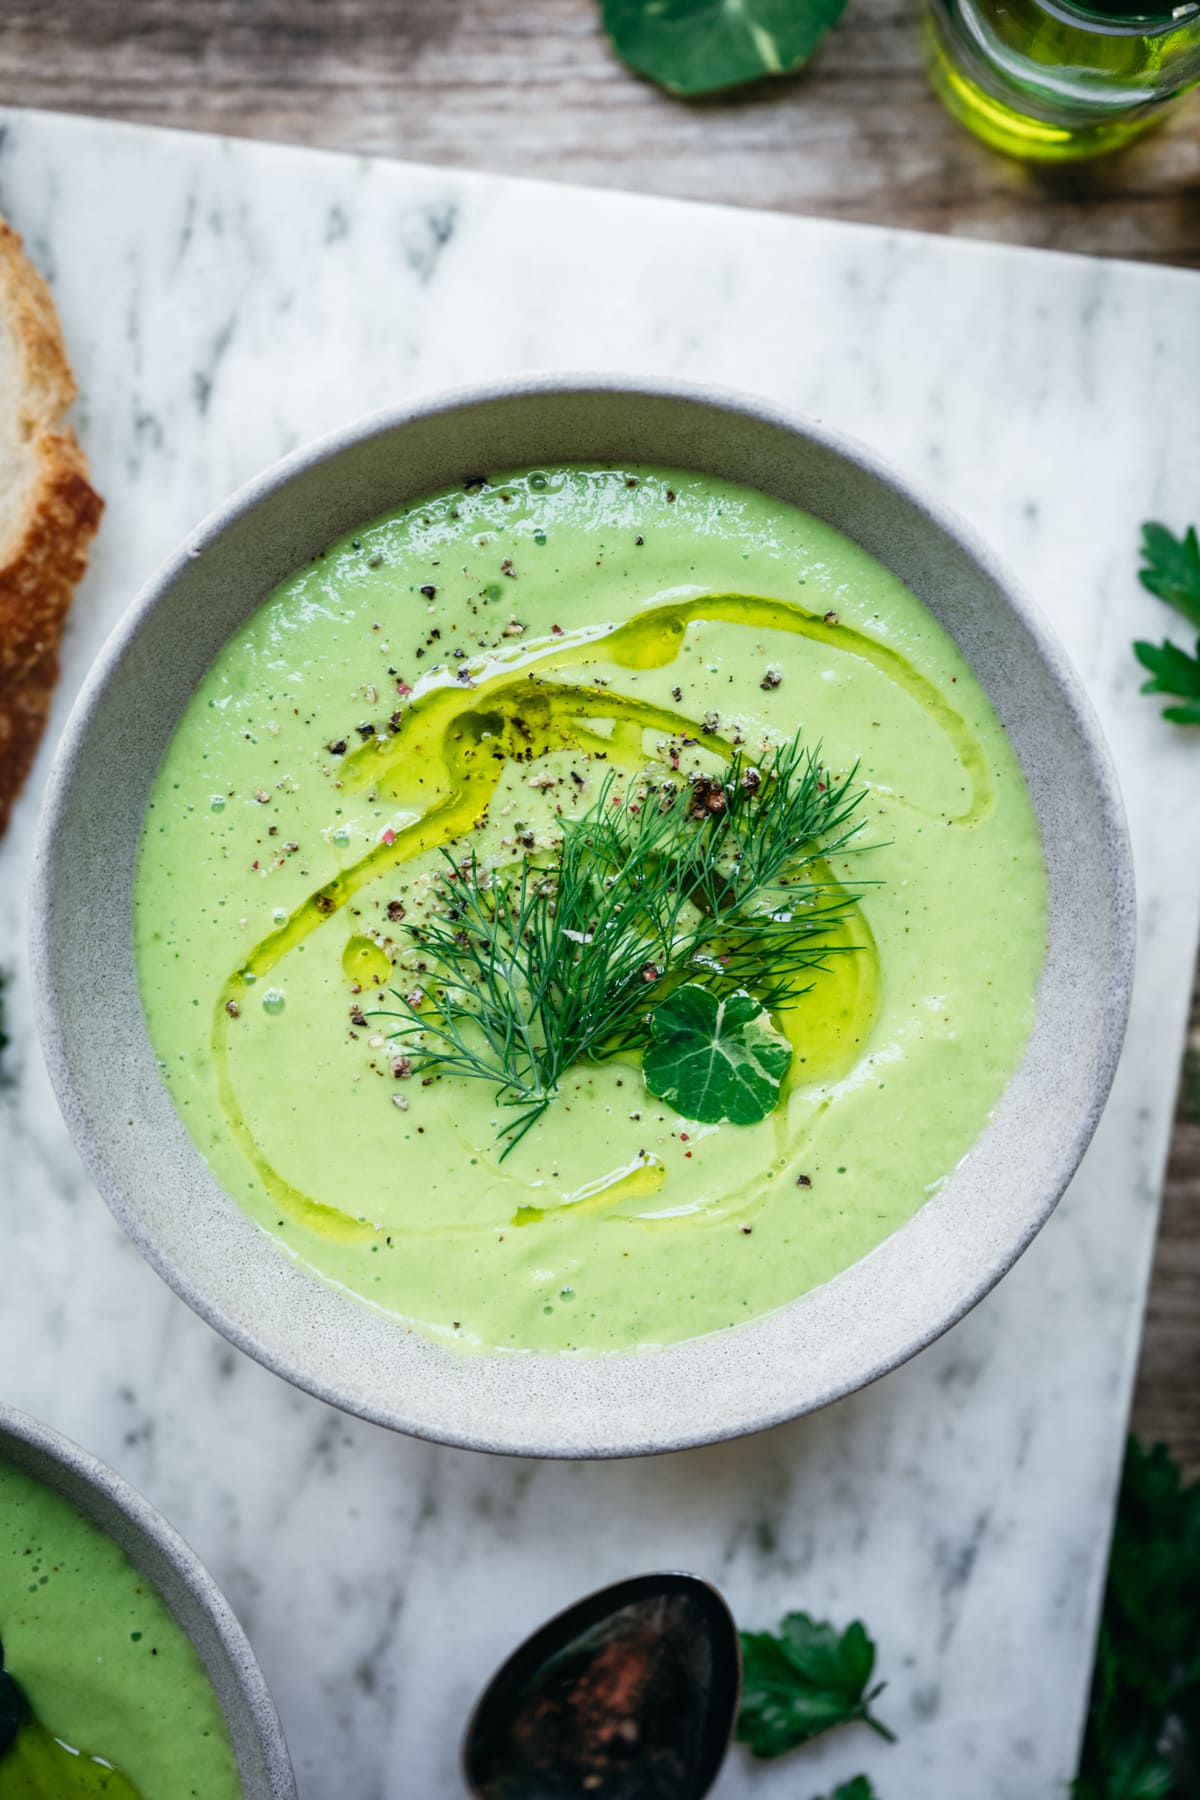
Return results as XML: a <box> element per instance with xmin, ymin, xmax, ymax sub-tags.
<box><xmin>134</xmin><ymin>465</ymin><xmax>1047</xmax><ymax>1354</ymax></box>
<box><xmin>0</xmin><ymin>1459</ymin><xmax>240</xmax><ymax>1798</ymax></box>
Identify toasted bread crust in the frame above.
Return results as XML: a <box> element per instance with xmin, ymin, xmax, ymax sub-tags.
<box><xmin>0</xmin><ymin>220</ymin><xmax>103</xmax><ymax>835</ymax></box>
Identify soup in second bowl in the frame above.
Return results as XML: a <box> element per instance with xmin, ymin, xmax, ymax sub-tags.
<box><xmin>0</xmin><ymin>1457</ymin><xmax>240</xmax><ymax>1798</ymax></box>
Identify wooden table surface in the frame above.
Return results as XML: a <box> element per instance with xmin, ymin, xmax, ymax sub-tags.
<box><xmin>4</xmin><ymin>0</ymin><xmax>1199</xmax><ymax>1468</ymax></box>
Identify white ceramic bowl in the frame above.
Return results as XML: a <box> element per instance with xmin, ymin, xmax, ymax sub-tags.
<box><xmin>0</xmin><ymin>1404</ymin><xmax>294</xmax><ymax>1796</ymax></box>
<box><xmin>30</xmin><ymin>375</ymin><xmax>1135</xmax><ymax>1457</ymax></box>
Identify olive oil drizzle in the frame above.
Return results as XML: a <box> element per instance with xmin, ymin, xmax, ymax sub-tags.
<box><xmin>336</xmin><ymin>591</ymin><xmax>992</xmax><ymax>826</ymax></box>
<box><xmin>211</xmin><ymin>592</ymin><xmax>988</xmax><ymax>1244</ymax></box>
<box><xmin>0</xmin><ymin>1698</ymin><xmax>144</xmax><ymax>1798</ymax></box>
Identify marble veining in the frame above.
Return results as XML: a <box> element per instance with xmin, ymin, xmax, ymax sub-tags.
<box><xmin>0</xmin><ymin>107</ymin><xmax>1198</xmax><ymax>1798</ymax></box>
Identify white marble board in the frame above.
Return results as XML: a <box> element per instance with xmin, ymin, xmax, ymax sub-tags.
<box><xmin>1</xmin><ymin>106</ymin><xmax>1198</xmax><ymax>1800</ymax></box>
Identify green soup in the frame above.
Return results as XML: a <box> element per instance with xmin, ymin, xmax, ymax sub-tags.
<box><xmin>134</xmin><ymin>466</ymin><xmax>1047</xmax><ymax>1353</ymax></box>
<box><xmin>0</xmin><ymin>1460</ymin><xmax>240</xmax><ymax>1799</ymax></box>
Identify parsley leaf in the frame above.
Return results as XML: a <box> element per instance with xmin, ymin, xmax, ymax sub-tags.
<box><xmin>1183</xmin><ymin>1037</ymin><xmax>1200</xmax><ymax>1125</ymax></box>
<box><xmin>1139</xmin><ymin>523</ymin><xmax>1200</xmax><ymax>631</ymax></box>
<box><xmin>1074</xmin><ymin>1438</ymin><xmax>1200</xmax><ymax>1799</ymax></box>
<box><xmin>813</xmin><ymin>1782</ymin><xmax>880</xmax><ymax>1800</ymax></box>
<box><xmin>737</xmin><ymin>1612</ymin><xmax>895</xmax><ymax>1759</ymax></box>
<box><xmin>1133</xmin><ymin>522</ymin><xmax>1200</xmax><ymax>726</ymax></box>
<box><xmin>600</xmin><ymin>0</ymin><xmax>849</xmax><ymax>97</ymax></box>
<box><xmin>1133</xmin><ymin>638</ymin><xmax>1200</xmax><ymax>727</ymax></box>
<box><xmin>643</xmin><ymin>983</ymin><xmax>792</xmax><ymax>1124</ymax></box>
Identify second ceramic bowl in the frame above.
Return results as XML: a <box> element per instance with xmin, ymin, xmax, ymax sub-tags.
<box><xmin>0</xmin><ymin>1404</ymin><xmax>294</xmax><ymax>1797</ymax></box>
<box><xmin>30</xmin><ymin>375</ymin><xmax>1135</xmax><ymax>1457</ymax></box>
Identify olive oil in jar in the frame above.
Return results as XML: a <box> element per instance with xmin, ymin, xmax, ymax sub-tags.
<box><xmin>923</xmin><ymin>0</ymin><xmax>1200</xmax><ymax>159</ymax></box>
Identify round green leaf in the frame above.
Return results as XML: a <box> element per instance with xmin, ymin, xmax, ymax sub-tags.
<box><xmin>643</xmin><ymin>983</ymin><xmax>791</xmax><ymax>1124</ymax></box>
<box><xmin>601</xmin><ymin>0</ymin><xmax>850</xmax><ymax>98</ymax></box>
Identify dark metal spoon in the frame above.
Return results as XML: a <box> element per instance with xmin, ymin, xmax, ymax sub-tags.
<box><xmin>463</xmin><ymin>1572</ymin><xmax>741</xmax><ymax>1800</ymax></box>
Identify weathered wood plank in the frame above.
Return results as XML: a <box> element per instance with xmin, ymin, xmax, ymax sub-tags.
<box><xmin>1132</xmin><ymin>974</ymin><xmax>1200</xmax><ymax>1478</ymax></box>
<box><xmin>1</xmin><ymin>0</ymin><xmax>1198</xmax><ymax>265</ymax></box>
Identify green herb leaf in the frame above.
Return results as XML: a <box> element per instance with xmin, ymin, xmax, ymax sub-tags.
<box><xmin>1139</xmin><ymin>523</ymin><xmax>1200</xmax><ymax>631</ymax></box>
<box><xmin>600</xmin><ymin>0</ymin><xmax>849</xmax><ymax>97</ymax></box>
<box><xmin>1132</xmin><ymin>521</ymin><xmax>1200</xmax><ymax>727</ymax></box>
<box><xmin>642</xmin><ymin>983</ymin><xmax>791</xmax><ymax>1123</ymax></box>
<box><xmin>1074</xmin><ymin>1438</ymin><xmax>1200</xmax><ymax>1799</ymax></box>
<box><xmin>813</xmin><ymin>1781</ymin><xmax>881</xmax><ymax>1800</ymax></box>
<box><xmin>1133</xmin><ymin>638</ymin><xmax>1200</xmax><ymax>727</ymax></box>
<box><xmin>737</xmin><ymin>1612</ymin><xmax>895</xmax><ymax>1759</ymax></box>
<box><xmin>1182</xmin><ymin>1038</ymin><xmax>1200</xmax><ymax>1126</ymax></box>
<box><xmin>381</xmin><ymin>732</ymin><xmax>867</xmax><ymax>1154</ymax></box>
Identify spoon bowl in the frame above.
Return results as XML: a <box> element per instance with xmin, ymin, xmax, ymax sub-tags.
<box><xmin>464</xmin><ymin>1572</ymin><xmax>741</xmax><ymax>1800</ymax></box>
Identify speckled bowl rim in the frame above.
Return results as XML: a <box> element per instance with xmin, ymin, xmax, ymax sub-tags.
<box><xmin>0</xmin><ymin>1403</ymin><xmax>295</xmax><ymax>1797</ymax></box>
<box><xmin>30</xmin><ymin>373</ymin><xmax>1136</xmax><ymax>1458</ymax></box>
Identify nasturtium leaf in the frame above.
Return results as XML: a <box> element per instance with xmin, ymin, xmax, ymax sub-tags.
<box><xmin>600</xmin><ymin>0</ymin><xmax>849</xmax><ymax>98</ymax></box>
<box><xmin>737</xmin><ymin>1612</ymin><xmax>894</xmax><ymax>1760</ymax></box>
<box><xmin>643</xmin><ymin>984</ymin><xmax>791</xmax><ymax>1124</ymax></box>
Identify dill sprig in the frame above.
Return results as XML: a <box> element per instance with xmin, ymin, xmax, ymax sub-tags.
<box><xmin>378</xmin><ymin>734</ymin><xmax>868</xmax><ymax>1153</ymax></box>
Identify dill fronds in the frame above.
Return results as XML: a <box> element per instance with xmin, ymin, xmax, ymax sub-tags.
<box><xmin>377</xmin><ymin>734</ymin><xmax>869</xmax><ymax>1154</ymax></box>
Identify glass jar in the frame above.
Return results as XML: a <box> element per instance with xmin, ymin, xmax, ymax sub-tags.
<box><xmin>923</xmin><ymin>0</ymin><xmax>1200</xmax><ymax>159</ymax></box>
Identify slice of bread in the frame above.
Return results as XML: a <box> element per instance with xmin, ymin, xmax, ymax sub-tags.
<box><xmin>0</xmin><ymin>220</ymin><xmax>102</xmax><ymax>836</ymax></box>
